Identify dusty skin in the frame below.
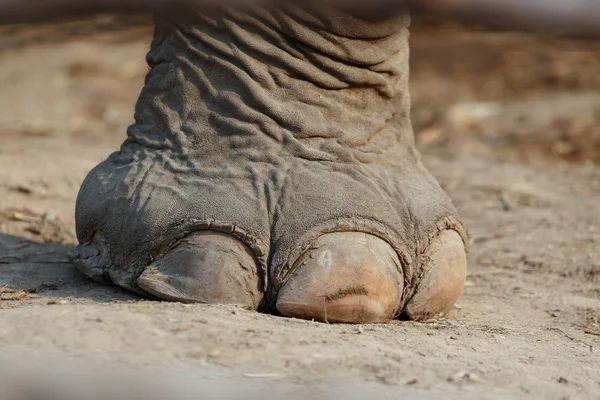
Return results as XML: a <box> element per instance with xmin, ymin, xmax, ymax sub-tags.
<box><xmin>1</xmin><ymin>16</ymin><xmax>600</xmax><ymax>398</ymax></box>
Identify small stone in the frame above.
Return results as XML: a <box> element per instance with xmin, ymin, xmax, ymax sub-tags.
<box><xmin>449</xmin><ymin>371</ymin><xmax>479</xmax><ymax>383</ymax></box>
<box><xmin>447</xmin><ymin>101</ymin><xmax>501</xmax><ymax>132</ymax></box>
<box><xmin>243</xmin><ymin>373</ymin><xmax>280</xmax><ymax>379</ymax></box>
<box><xmin>43</xmin><ymin>211</ymin><xmax>60</xmax><ymax>222</ymax></box>
<box><xmin>208</xmin><ymin>349</ymin><xmax>222</xmax><ymax>359</ymax></box>
<box><xmin>47</xmin><ymin>300</ymin><xmax>68</xmax><ymax>305</ymax></box>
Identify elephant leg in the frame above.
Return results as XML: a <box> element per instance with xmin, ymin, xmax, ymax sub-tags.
<box><xmin>71</xmin><ymin>3</ymin><xmax>467</xmax><ymax>322</ymax></box>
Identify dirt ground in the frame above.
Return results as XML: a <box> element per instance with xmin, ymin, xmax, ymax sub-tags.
<box><xmin>0</xmin><ymin>15</ymin><xmax>599</xmax><ymax>399</ymax></box>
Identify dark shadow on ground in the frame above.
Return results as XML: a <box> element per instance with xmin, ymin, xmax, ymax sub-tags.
<box><xmin>0</xmin><ymin>233</ymin><xmax>140</xmax><ymax>304</ymax></box>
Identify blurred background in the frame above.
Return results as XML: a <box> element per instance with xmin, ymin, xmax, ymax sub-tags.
<box><xmin>2</xmin><ymin>11</ymin><xmax>600</xmax><ymax>166</ymax></box>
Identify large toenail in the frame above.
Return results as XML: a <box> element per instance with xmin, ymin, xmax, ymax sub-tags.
<box><xmin>276</xmin><ymin>232</ymin><xmax>403</xmax><ymax>324</ymax></box>
<box><xmin>403</xmin><ymin>230</ymin><xmax>467</xmax><ymax>320</ymax></box>
<box><xmin>137</xmin><ymin>231</ymin><xmax>263</xmax><ymax>308</ymax></box>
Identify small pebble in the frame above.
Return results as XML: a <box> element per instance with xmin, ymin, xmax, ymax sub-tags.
<box><xmin>47</xmin><ymin>300</ymin><xmax>68</xmax><ymax>305</ymax></box>
<box><xmin>208</xmin><ymin>350</ymin><xmax>221</xmax><ymax>359</ymax></box>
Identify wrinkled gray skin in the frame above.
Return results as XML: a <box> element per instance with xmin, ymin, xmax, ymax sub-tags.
<box><xmin>71</xmin><ymin>2</ymin><xmax>467</xmax><ymax>312</ymax></box>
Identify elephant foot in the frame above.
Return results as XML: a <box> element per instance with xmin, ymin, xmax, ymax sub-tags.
<box><xmin>71</xmin><ymin>5</ymin><xmax>468</xmax><ymax>323</ymax></box>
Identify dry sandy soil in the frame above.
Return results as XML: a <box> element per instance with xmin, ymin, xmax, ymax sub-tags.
<box><xmin>0</xmin><ymin>15</ymin><xmax>599</xmax><ymax>399</ymax></box>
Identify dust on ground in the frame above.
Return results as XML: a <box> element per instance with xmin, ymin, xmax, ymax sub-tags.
<box><xmin>0</xmin><ymin>15</ymin><xmax>599</xmax><ymax>399</ymax></box>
